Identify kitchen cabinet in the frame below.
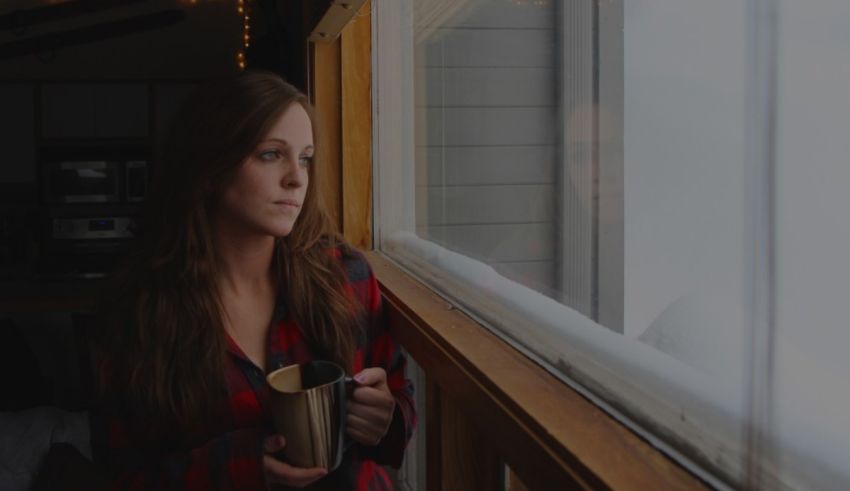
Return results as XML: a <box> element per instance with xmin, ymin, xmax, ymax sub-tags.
<box><xmin>41</xmin><ymin>83</ymin><xmax>149</xmax><ymax>139</ymax></box>
<box><xmin>92</xmin><ymin>84</ymin><xmax>149</xmax><ymax>138</ymax></box>
<box><xmin>154</xmin><ymin>82</ymin><xmax>197</xmax><ymax>152</ymax></box>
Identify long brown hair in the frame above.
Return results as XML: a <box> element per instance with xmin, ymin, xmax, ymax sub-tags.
<box><xmin>95</xmin><ymin>71</ymin><xmax>361</xmax><ymax>425</ymax></box>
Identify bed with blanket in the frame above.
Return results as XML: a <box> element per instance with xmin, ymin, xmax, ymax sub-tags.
<box><xmin>0</xmin><ymin>407</ymin><xmax>102</xmax><ymax>491</ymax></box>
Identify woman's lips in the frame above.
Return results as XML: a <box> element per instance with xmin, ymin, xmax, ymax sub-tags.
<box><xmin>273</xmin><ymin>200</ymin><xmax>300</xmax><ymax>208</ymax></box>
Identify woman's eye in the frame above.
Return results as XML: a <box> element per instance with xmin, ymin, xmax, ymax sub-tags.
<box><xmin>259</xmin><ymin>150</ymin><xmax>281</xmax><ymax>162</ymax></box>
<box><xmin>299</xmin><ymin>155</ymin><xmax>314</xmax><ymax>167</ymax></box>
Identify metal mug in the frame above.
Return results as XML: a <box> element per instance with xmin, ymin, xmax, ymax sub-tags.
<box><xmin>266</xmin><ymin>360</ymin><xmax>355</xmax><ymax>471</ymax></box>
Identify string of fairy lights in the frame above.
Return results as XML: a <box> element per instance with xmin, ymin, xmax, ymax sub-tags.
<box><xmin>183</xmin><ymin>0</ymin><xmax>251</xmax><ymax>69</ymax></box>
<box><xmin>236</xmin><ymin>0</ymin><xmax>250</xmax><ymax>70</ymax></box>
<box><xmin>229</xmin><ymin>0</ymin><xmax>549</xmax><ymax>70</ymax></box>
<box><xmin>193</xmin><ymin>0</ymin><xmax>551</xmax><ymax>71</ymax></box>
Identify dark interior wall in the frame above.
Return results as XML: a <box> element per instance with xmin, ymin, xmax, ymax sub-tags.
<box><xmin>0</xmin><ymin>0</ymin><xmax>306</xmax><ymax>411</ymax></box>
<box><xmin>0</xmin><ymin>0</ymin><xmax>242</xmax><ymax>80</ymax></box>
<box><xmin>0</xmin><ymin>314</ymin><xmax>80</xmax><ymax>410</ymax></box>
<box><xmin>269</xmin><ymin>0</ymin><xmax>330</xmax><ymax>93</ymax></box>
<box><xmin>0</xmin><ymin>0</ymin><xmax>319</xmax><ymax>189</ymax></box>
<box><xmin>0</xmin><ymin>0</ymin><xmax>247</xmax><ymax>188</ymax></box>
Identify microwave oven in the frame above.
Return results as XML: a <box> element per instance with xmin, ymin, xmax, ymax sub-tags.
<box><xmin>43</xmin><ymin>159</ymin><xmax>148</xmax><ymax>204</ymax></box>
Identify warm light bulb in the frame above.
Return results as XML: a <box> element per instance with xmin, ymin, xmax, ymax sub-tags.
<box><xmin>236</xmin><ymin>0</ymin><xmax>251</xmax><ymax>68</ymax></box>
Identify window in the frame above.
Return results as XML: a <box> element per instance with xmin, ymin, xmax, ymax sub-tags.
<box><xmin>374</xmin><ymin>0</ymin><xmax>850</xmax><ymax>489</ymax></box>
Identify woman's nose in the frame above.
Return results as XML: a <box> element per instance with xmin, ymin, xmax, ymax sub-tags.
<box><xmin>281</xmin><ymin>160</ymin><xmax>305</xmax><ymax>188</ymax></box>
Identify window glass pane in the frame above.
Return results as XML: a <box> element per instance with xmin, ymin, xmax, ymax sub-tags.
<box><xmin>375</xmin><ymin>0</ymin><xmax>850</xmax><ymax>488</ymax></box>
<box><xmin>773</xmin><ymin>1</ymin><xmax>850</xmax><ymax>488</ymax></box>
<box><xmin>399</xmin><ymin>0</ymin><xmax>749</xmax><ymax>484</ymax></box>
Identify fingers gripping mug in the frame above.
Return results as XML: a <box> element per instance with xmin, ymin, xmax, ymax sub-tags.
<box><xmin>266</xmin><ymin>361</ymin><xmax>355</xmax><ymax>471</ymax></box>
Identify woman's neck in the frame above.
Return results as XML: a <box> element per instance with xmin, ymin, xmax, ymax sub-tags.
<box><xmin>214</xmin><ymin>232</ymin><xmax>277</xmax><ymax>296</ymax></box>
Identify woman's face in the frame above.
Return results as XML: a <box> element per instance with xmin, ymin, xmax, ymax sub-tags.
<box><xmin>216</xmin><ymin>103</ymin><xmax>314</xmax><ymax>238</ymax></box>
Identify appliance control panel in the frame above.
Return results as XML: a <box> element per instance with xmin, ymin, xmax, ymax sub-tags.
<box><xmin>52</xmin><ymin>217</ymin><xmax>135</xmax><ymax>240</ymax></box>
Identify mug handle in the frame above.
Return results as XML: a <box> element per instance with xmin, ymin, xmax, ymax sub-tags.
<box><xmin>340</xmin><ymin>376</ymin><xmax>361</xmax><ymax>453</ymax></box>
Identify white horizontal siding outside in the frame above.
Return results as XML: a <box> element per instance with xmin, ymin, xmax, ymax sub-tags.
<box><xmin>415</xmin><ymin>0</ymin><xmax>553</xmax><ymax>30</ymax></box>
<box><xmin>419</xmin><ymin>184</ymin><xmax>554</xmax><ymax>225</ymax></box>
<box><xmin>420</xmin><ymin>107</ymin><xmax>556</xmax><ymax>146</ymax></box>
<box><xmin>415</xmin><ymin>0</ymin><xmax>557</xmax><ymax>292</ymax></box>
<box><xmin>421</xmin><ymin>28</ymin><xmax>555</xmax><ymax>67</ymax></box>
<box><xmin>415</xmin><ymin>67</ymin><xmax>554</xmax><ymax>107</ymax></box>
<box><xmin>416</xmin><ymin>145</ymin><xmax>555</xmax><ymax>186</ymax></box>
<box><xmin>421</xmin><ymin>223</ymin><xmax>554</xmax><ymax>261</ymax></box>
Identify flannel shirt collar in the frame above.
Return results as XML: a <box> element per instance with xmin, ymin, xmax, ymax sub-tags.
<box><xmin>224</xmin><ymin>292</ymin><xmax>290</xmax><ymax>372</ymax></box>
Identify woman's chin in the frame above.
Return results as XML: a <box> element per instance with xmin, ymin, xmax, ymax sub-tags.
<box><xmin>270</xmin><ymin>223</ymin><xmax>295</xmax><ymax>238</ymax></box>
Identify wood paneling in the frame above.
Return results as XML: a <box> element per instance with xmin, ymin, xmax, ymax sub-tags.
<box><xmin>340</xmin><ymin>0</ymin><xmax>372</xmax><ymax>249</ymax></box>
<box><xmin>310</xmin><ymin>0</ymin><xmax>372</xmax><ymax>245</ymax></box>
<box><xmin>311</xmin><ymin>40</ymin><xmax>343</xmax><ymax>231</ymax></box>
<box><xmin>367</xmin><ymin>251</ymin><xmax>710</xmax><ymax>491</ymax></box>
<box><xmin>440</xmin><ymin>391</ymin><xmax>502</xmax><ymax>491</ymax></box>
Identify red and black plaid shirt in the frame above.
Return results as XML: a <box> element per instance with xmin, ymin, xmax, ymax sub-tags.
<box><xmin>90</xmin><ymin>247</ymin><xmax>417</xmax><ymax>490</ymax></box>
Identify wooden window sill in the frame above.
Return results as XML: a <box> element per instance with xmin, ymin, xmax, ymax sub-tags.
<box><xmin>366</xmin><ymin>251</ymin><xmax>709</xmax><ymax>490</ymax></box>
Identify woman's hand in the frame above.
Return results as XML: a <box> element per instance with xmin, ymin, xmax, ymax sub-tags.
<box><xmin>346</xmin><ymin>367</ymin><xmax>396</xmax><ymax>446</ymax></box>
<box><xmin>263</xmin><ymin>435</ymin><xmax>327</xmax><ymax>488</ymax></box>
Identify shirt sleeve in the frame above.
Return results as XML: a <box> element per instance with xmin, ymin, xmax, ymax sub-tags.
<box><xmin>89</xmin><ymin>394</ymin><xmax>269</xmax><ymax>491</ymax></box>
<box><xmin>347</xmin><ymin>250</ymin><xmax>418</xmax><ymax>469</ymax></box>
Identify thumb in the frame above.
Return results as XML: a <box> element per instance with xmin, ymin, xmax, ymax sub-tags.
<box><xmin>353</xmin><ymin>367</ymin><xmax>387</xmax><ymax>386</ymax></box>
<box><xmin>264</xmin><ymin>434</ymin><xmax>286</xmax><ymax>454</ymax></box>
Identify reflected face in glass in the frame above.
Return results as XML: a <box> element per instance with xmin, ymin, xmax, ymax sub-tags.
<box><xmin>216</xmin><ymin>103</ymin><xmax>314</xmax><ymax>238</ymax></box>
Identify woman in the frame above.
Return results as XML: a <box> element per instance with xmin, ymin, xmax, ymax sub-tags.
<box><xmin>91</xmin><ymin>71</ymin><xmax>416</xmax><ymax>490</ymax></box>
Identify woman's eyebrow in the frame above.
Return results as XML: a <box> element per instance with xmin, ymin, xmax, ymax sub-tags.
<box><xmin>260</xmin><ymin>139</ymin><xmax>314</xmax><ymax>152</ymax></box>
<box><xmin>261</xmin><ymin>138</ymin><xmax>290</xmax><ymax>147</ymax></box>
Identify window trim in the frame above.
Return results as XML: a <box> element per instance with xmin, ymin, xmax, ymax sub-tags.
<box><xmin>367</xmin><ymin>250</ymin><xmax>709</xmax><ymax>490</ymax></box>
